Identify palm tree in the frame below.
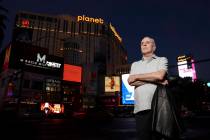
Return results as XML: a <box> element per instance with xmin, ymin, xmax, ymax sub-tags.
<box><xmin>0</xmin><ymin>0</ymin><xmax>8</xmax><ymax>48</ymax></box>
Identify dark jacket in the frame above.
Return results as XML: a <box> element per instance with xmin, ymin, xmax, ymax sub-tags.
<box><xmin>152</xmin><ymin>85</ymin><xmax>185</xmax><ymax>138</ymax></box>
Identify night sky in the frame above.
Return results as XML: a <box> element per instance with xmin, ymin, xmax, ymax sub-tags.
<box><xmin>1</xmin><ymin>0</ymin><xmax>210</xmax><ymax>81</ymax></box>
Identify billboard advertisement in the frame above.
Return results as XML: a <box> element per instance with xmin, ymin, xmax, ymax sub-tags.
<box><xmin>63</xmin><ymin>64</ymin><xmax>82</xmax><ymax>83</ymax></box>
<box><xmin>40</xmin><ymin>102</ymin><xmax>64</xmax><ymax>114</ymax></box>
<box><xmin>9</xmin><ymin>42</ymin><xmax>63</xmax><ymax>77</ymax></box>
<box><xmin>177</xmin><ymin>55</ymin><xmax>197</xmax><ymax>81</ymax></box>
<box><xmin>105</xmin><ymin>76</ymin><xmax>120</xmax><ymax>92</ymax></box>
<box><xmin>121</xmin><ymin>74</ymin><xmax>134</xmax><ymax>105</ymax></box>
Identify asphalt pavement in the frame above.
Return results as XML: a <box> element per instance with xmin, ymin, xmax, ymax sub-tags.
<box><xmin>1</xmin><ymin>114</ymin><xmax>210</xmax><ymax>140</ymax></box>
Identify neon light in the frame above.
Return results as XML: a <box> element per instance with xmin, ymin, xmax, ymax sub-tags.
<box><xmin>191</xmin><ymin>59</ymin><xmax>197</xmax><ymax>81</ymax></box>
<box><xmin>77</xmin><ymin>15</ymin><xmax>104</xmax><ymax>24</ymax></box>
<box><xmin>109</xmin><ymin>23</ymin><xmax>122</xmax><ymax>42</ymax></box>
<box><xmin>21</xmin><ymin>19</ymin><xmax>30</xmax><ymax>27</ymax></box>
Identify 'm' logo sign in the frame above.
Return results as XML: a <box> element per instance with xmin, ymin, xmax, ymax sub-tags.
<box><xmin>37</xmin><ymin>53</ymin><xmax>46</xmax><ymax>63</ymax></box>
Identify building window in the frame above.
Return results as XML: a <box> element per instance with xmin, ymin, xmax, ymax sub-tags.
<box><xmin>29</xmin><ymin>14</ymin><xmax>36</xmax><ymax>20</ymax></box>
<box><xmin>23</xmin><ymin>80</ymin><xmax>30</xmax><ymax>88</ymax></box>
<box><xmin>46</xmin><ymin>17</ymin><xmax>53</xmax><ymax>22</ymax></box>
<box><xmin>31</xmin><ymin>81</ymin><xmax>43</xmax><ymax>90</ymax></box>
<box><xmin>94</xmin><ymin>24</ymin><xmax>99</xmax><ymax>34</ymax></box>
<box><xmin>101</xmin><ymin>25</ymin><xmax>106</xmax><ymax>34</ymax></box>
<box><xmin>82</xmin><ymin>22</ymin><xmax>84</xmax><ymax>33</ymax></box>
<box><xmin>37</xmin><ymin>16</ymin><xmax>45</xmax><ymax>21</ymax></box>
<box><xmin>1</xmin><ymin>78</ymin><xmax>5</xmax><ymax>88</ymax></box>
<box><xmin>87</xmin><ymin>23</ymin><xmax>91</xmax><ymax>33</ymax></box>
<box><xmin>20</xmin><ymin>13</ymin><xmax>28</xmax><ymax>18</ymax></box>
<box><xmin>79</xmin><ymin>22</ymin><xmax>82</xmax><ymax>33</ymax></box>
<box><xmin>71</xmin><ymin>21</ymin><xmax>76</xmax><ymax>34</ymax></box>
<box><xmin>63</xmin><ymin>20</ymin><xmax>68</xmax><ymax>33</ymax></box>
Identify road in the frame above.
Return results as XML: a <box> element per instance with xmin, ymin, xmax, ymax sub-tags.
<box><xmin>1</xmin><ymin>115</ymin><xmax>210</xmax><ymax>140</ymax></box>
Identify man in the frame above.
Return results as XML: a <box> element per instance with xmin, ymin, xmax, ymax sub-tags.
<box><xmin>128</xmin><ymin>36</ymin><xmax>168</xmax><ymax>140</ymax></box>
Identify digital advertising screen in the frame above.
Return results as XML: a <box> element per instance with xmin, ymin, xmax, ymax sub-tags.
<box><xmin>63</xmin><ymin>64</ymin><xmax>82</xmax><ymax>83</ymax></box>
<box><xmin>40</xmin><ymin>102</ymin><xmax>64</xmax><ymax>114</ymax></box>
<box><xmin>178</xmin><ymin>59</ymin><xmax>197</xmax><ymax>81</ymax></box>
<box><xmin>121</xmin><ymin>74</ymin><xmax>134</xmax><ymax>105</ymax></box>
<box><xmin>105</xmin><ymin>76</ymin><xmax>120</xmax><ymax>92</ymax></box>
<box><xmin>9</xmin><ymin>42</ymin><xmax>63</xmax><ymax>77</ymax></box>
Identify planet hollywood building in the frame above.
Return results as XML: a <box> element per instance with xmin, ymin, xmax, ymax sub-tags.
<box><xmin>0</xmin><ymin>11</ymin><xmax>128</xmax><ymax>110</ymax></box>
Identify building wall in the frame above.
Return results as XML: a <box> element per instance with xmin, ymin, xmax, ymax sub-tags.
<box><xmin>10</xmin><ymin>11</ymin><xmax>128</xmax><ymax>108</ymax></box>
<box><xmin>14</xmin><ymin>12</ymin><xmax>127</xmax><ymax>67</ymax></box>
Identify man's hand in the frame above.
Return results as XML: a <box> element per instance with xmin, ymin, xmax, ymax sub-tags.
<box><xmin>130</xmin><ymin>81</ymin><xmax>146</xmax><ymax>87</ymax></box>
<box><xmin>158</xmin><ymin>80</ymin><xmax>168</xmax><ymax>85</ymax></box>
<box><xmin>127</xmin><ymin>75</ymin><xmax>137</xmax><ymax>85</ymax></box>
<box><xmin>128</xmin><ymin>74</ymin><xmax>168</xmax><ymax>87</ymax></box>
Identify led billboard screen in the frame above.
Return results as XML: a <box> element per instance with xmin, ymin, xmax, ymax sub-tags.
<box><xmin>63</xmin><ymin>64</ymin><xmax>82</xmax><ymax>83</ymax></box>
<box><xmin>121</xmin><ymin>74</ymin><xmax>134</xmax><ymax>105</ymax></box>
<box><xmin>105</xmin><ymin>76</ymin><xmax>120</xmax><ymax>92</ymax></box>
<box><xmin>40</xmin><ymin>102</ymin><xmax>64</xmax><ymax>114</ymax></box>
<box><xmin>9</xmin><ymin>42</ymin><xmax>63</xmax><ymax>77</ymax></box>
<box><xmin>177</xmin><ymin>55</ymin><xmax>197</xmax><ymax>81</ymax></box>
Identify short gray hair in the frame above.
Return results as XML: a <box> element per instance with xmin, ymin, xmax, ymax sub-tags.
<box><xmin>141</xmin><ymin>36</ymin><xmax>156</xmax><ymax>48</ymax></box>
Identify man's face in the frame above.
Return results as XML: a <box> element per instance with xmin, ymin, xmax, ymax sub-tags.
<box><xmin>140</xmin><ymin>37</ymin><xmax>155</xmax><ymax>55</ymax></box>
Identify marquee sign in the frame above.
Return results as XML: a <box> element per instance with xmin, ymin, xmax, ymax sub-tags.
<box><xmin>19</xmin><ymin>53</ymin><xmax>61</xmax><ymax>69</ymax></box>
<box><xmin>9</xmin><ymin>42</ymin><xmax>63</xmax><ymax>77</ymax></box>
<box><xmin>77</xmin><ymin>15</ymin><xmax>104</xmax><ymax>24</ymax></box>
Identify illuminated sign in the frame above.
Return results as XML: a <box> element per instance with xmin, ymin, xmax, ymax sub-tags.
<box><xmin>121</xmin><ymin>74</ymin><xmax>134</xmax><ymax>105</ymax></box>
<box><xmin>177</xmin><ymin>55</ymin><xmax>192</xmax><ymax>62</ymax></box>
<box><xmin>207</xmin><ymin>82</ymin><xmax>210</xmax><ymax>87</ymax></box>
<box><xmin>105</xmin><ymin>76</ymin><xmax>120</xmax><ymax>92</ymax></box>
<box><xmin>40</xmin><ymin>102</ymin><xmax>64</xmax><ymax>114</ymax></box>
<box><xmin>177</xmin><ymin>55</ymin><xmax>197</xmax><ymax>81</ymax></box>
<box><xmin>21</xmin><ymin>19</ymin><xmax>30</xmax><ymax>28</ymax></box>
<box><xmin>77</xmin><ymin>15</ymin><xmax>104</xmax><ymax>24</ymax></box>
<box><xmin>20</xmin><ymin>53</ymin><xmax>61</xmax><ymax>69</ymax></box>
<box><xmin>109</xmin><ymin>23</ymin><xmax>122</xmax><ymax>42</ymax></box>
<box><xmin>9</xmin><ymin>42</ymin><xmax>63</xmax><ymax>76</ymax></box>
<box><xmin>63</xmin><ymin>64</ymin><xmax>82</xmax><ymax>82</ymax></box>
<box><xmin>37</xmin><ymin>53</ymin><xmax>61</xmax><ymax>68</ymax></box>
<box><xmin>37</xmin><ymin>53</ymin><xmax>46</xmax><ymax>63</ymax></box>
<box><xmin>3</xmin><ymin>45</ymin><xmax>11</xmax><ymax>70</ymax></box>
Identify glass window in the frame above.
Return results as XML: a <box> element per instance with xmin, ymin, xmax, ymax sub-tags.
<box><xmin>31</xmin><ymin>81</ymin><xmax>43</xmax><ymax>90</ymax></box>
<box><xmin>23</xmin><ymin>80</ymin><xmax>30</xmax><ymax>88</ymax></box>
<box><xmin>1</xmin><ymin>78</ymin><xmax>5</xmax><ymax>88</ymax></box>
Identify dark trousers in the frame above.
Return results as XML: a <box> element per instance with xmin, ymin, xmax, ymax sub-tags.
<box><xmin>135</xmin><ymin>110</ymin><xmax>153</xmax><ymax>140</ymax></box>
<box><xmin>135</xmin><ymin>110</ymin><xmax>169</xmax><ymax>140</ymax></box>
